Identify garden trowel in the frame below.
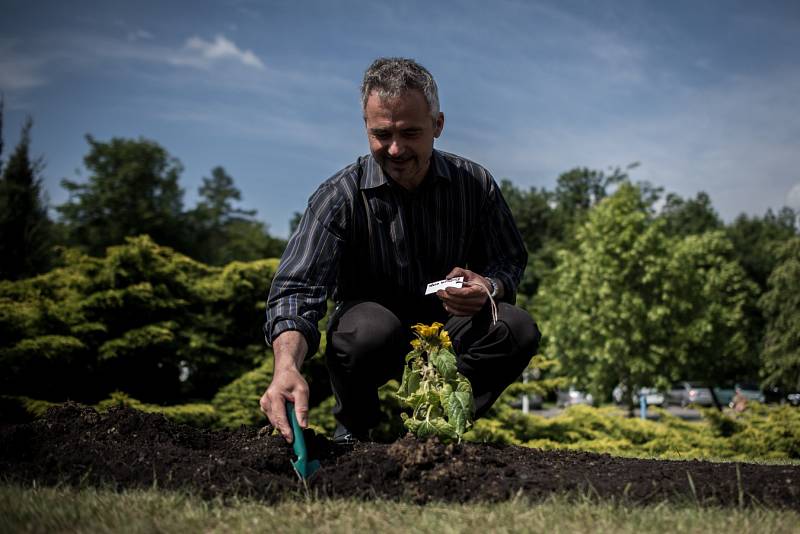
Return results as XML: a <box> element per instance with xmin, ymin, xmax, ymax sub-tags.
<box><xmin>285</xmin><ymin>401</ymin><xmax>320</xmax><ymax>481</ymax></box>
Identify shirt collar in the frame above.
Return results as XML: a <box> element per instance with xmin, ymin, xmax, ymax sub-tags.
<box><xmin>361</xmin><ymin>149</ymin><xmax>452</xmax><ymax>190</ymax></box>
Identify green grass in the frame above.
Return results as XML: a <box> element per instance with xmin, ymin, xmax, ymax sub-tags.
<box><xmin>2</xmin><ymin>483</ymin><xmax>799</xmax><ymax>534</ymax></box>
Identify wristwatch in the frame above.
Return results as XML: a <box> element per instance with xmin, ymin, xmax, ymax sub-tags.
<box><xmin>485</xmin><ymin>277</ymin><xmax>498</xmax><ymax>298</ymax></box>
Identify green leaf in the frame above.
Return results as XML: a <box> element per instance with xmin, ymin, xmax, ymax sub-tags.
<box><xmin>430</xmin><ymin>417</ymin><xmax>458</xmax><ymax>440</ymax></box>
<box><xmin>416</xmin><ymin>418</ymin><xmax>437</xmax><ymax>439</ymax></box>
<box><xmin>448</xmin><ymin>390</ymin><xmax>474</xmax><ymax>436</ymax></box>
<box><xmin>430</xmin><ymin>348</ymin><xmax>458</xmax><ymax>381</ymax></box>
<box><xmin>456</xmin><ymin>376</ymin><xmax>472</xmax><ymax>395</ymax></box>
<box><xmin>406</xmin><ymin>387</ymin><xmax>438</xmax><ymax>409</ymax></box>
<box><xmin>407</xmin><ymin>369</ymin><xmax>421</xmax><ymax>396</ymax></box>
<box><xmin>439</xmin><ymin>383</ymin><xmax>454</xmax><ymax>409</ymax></box>
<box><xmin>403</xmin><ymin>417</ymin><xmax>421</xmax><ymax>434</ymax></box>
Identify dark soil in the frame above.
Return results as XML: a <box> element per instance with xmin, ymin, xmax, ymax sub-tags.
<box><xmin>2</xmin><ymin>404</ymin><xmax>799</xmax><ymax>508</ymax></box>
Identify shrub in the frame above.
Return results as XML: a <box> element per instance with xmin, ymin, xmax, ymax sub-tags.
<box><xmin>470</xmin><ymin>403</ymin><xmax>800</xmax><ymax>461</ymax></box>
<box><xmin>211</xmin><ymin>355</ymin><xmax>273</xmax><ymax>428</ymax></box>
<box><xmin>0</xmin><ymin>237</ymin><xmax>279</xmax><ymax>404</ymax></box>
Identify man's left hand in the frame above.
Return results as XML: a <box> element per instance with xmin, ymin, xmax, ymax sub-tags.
<box><xmin>436</xmin><ymin>267</ymin><xmax>495</xmax><ymax>316</ymax></box>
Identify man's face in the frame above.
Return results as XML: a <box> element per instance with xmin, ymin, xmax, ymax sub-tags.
<box><xmin>364</xmin><ymin>89</ymin><xmax>444</xmax><ymax>190</ymax></box>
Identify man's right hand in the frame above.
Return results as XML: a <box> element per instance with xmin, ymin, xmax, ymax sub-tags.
<box><xmin>259</xmin><ymin>331</ymin><xmax>310</xmax><ymax>443</ymax></box>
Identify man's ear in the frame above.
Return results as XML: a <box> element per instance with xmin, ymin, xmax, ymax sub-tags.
<box><xmin>434</xmin><ymin>112</ymin><xmax>444</xmax><ymax>138</ymax></box>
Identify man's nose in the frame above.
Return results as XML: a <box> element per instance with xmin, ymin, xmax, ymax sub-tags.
<box><xmin>387</xmin><ymin>138</ymin><xmax>403</xmax><ymax>157</ymax></box>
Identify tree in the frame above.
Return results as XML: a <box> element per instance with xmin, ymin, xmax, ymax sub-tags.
<box><xmin>726</xmin><ymin>208</ymin><xmax>798</xmax><ymax>291</ymax></box>
<box><xmin>659</xmin><ymin>191</ymin><xmax>722</xmax><ymax>237</ymax></box>
<box><xmin>759</xmin><ymin>237</ymin><xmax>800</xmax><ymax>391</ymax></box>
<box><xmin>500</xmin><ymin>179</ymin><xmax>553</xmax><ymax>253</ymax></box>
<box><xmin>0</xmin><ymin>116</ymin><xmax>53</xmax><ymax>279</ymax></box>
<box><xmin>185</xmin><ymin>166</ymin><xmax>285</xmax><ymax>264</ymax></box>
<box><xmin>536</xmin><ymin>183</ymin><xmax>756</xmax><ymax>406</ymax></box>
<box><xmin>500</xmin><ymin>180</ymin><xmax>555</xmax><ymax>295</ymax></box>
<box><xmin>664</xmin><ymin>231</ymin><xmax>758</xmax><ymax>385</ymax></box>
<box><xmin>550</xmin><ymin>166</ymin><xmax>633</xmax><ymax>241</ymax></box>
<box><xmin>726</xmin><ymin>208</ymin><xmax>798</xmax><ymax>367</ymax></box>
<box><xmin>57</xmin><ymin>136</ymin><xmax>186</xmax><ymax>256</ymax></box>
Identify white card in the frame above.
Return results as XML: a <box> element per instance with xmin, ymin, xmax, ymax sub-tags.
<box><xmin>425</xmin><ymin>276</ymin><xmax>464</xmax><ymax>295</ymax></box>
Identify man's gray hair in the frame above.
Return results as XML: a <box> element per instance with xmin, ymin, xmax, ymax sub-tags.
<box><xmin>361</xmin><ymin>57</ymin><xmax>440</xmax><ymax>120</ymax></box>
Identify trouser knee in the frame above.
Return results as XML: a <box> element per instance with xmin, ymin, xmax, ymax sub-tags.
<box><xmin>326</xmin><ymin>301</ymin><xmax>405</xmax><ymax>373</ymax></box>
<box><xmin>501</xmin><ymin>304</ymin><xmax>541</xmax><ymax>363</ymax></box>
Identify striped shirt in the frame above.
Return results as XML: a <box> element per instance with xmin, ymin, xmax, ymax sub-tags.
<box><xmin>264</xmin><ymin>149</ymin><xmax>527</xmax><ymax>354</ymax></box>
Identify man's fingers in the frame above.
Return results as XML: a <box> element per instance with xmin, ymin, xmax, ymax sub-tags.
<box><xmin>273</xmin><ymin>408</ymin><xmax>293</xmax><ymax>443</ymax></box>
<box><xmin>264</xmin><ymin>393</ymin><xmax>293</xmax><ymax>443</ymax></box>
<box><xmin>294</xmin><ymin>398</ymin><xmax>309</xmax><ymax>428</ymax></box>
<box><xmin>446</xmin><ymin>266</ymin><xmax>467</xmax><ymax>279</ymax></box>
<box><xmin>444</xmin><ymin>285</ymin><xmax>487</xmax><ymax>302</ymax></box>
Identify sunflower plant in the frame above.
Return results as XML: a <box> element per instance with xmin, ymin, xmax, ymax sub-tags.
<box><xmin>395</xmin><ymin>322</ymin><xmax>475</xmax><ymax>443</ymax></box>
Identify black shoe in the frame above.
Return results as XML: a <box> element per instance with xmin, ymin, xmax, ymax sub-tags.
<box><xmin>333</xmin><ymin>423</ymin><xmax>370</xmax><ymax>446</ymax></box>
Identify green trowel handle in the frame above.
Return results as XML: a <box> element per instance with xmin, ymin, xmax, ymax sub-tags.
<box><xmin>285</xmin><ymin>401</ymin><xmax>320</xmax><ymax>480</ymax></box>
<box><xmin>285</xmin><ymin>401</ymin><xmax>307</xmax><ymax>460</ymax></box>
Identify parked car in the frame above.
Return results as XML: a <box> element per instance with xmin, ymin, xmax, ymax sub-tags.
<box><xmin>730</xmin><ymin>383</ymin><xmax>765</xmax><ymax>404</ymax></box>
<box><xmin>557</xmin><ymin>387</ymin><xmax>594</xmax><ymax>408</ymax></box>
<box><xmin>666</xmin><ymin>381</ymin><xmax>714</xmax><ymax>407</ymax></box>
<box><xmin>612</xmin><ymin>384</ymin><xmax>666</xmax><ymax>407</ymax></box>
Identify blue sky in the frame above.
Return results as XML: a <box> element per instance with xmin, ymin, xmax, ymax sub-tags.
<box><xmin>2</xmin><ymin>0</ymin><xmax>799</xmax><ymax>238</ymax></box>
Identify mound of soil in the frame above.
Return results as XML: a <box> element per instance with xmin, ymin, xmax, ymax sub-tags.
<box><xmin>2</xmin><ymin>404</ymin><xmax>799</xmax><ymax>508</ymax></box>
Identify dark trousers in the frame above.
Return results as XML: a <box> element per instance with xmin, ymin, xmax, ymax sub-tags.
<box><xmin>325</xmin><ymin>300</ymin><xmax>541</xmax><ymax>433</ymax></box>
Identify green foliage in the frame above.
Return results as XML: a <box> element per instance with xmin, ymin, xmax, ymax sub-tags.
<box><xmin>665</xmin><ymin>231</ymin><xmax>758</xmax><ymax>382</ymax></box>
<box><xmin>469</xmin><ymin>403</ymin><xmax>800</xmax><ymax>461</ymax></box>
<box><xmin>658</xmin><ymin>191</ymin><xmax>722</xmax><ymax>238</ymax></box>
<box><xmin>501</xmin><ymin>166</ymin><xmax>635</xmax><ymax>295</ymax></box>
<box><xmin>55</xmin><ymin>140</ymin><xmax>286</xmax><ymax>265</ymax></box>
<box><xmin>396</xmin><ymin>323</ymin><xmax>475</xmax><ymax>442</ymax></box>
<box><xmin>58</xmin><ymin>136</ymin><xmax>186</xmax><ymax>256</ymax></box>
<box><xmin>536</xmin><ymin>183</ymin><xmax>757</xmax><ymax>402</ymax></box>
<box><xmin>184</xmin><ymin>166</ymin><xmax>285</xmax><ymax>265</ymax></box>
<box><xmin>726</xmin><ymin>208</ymin><xmax>798</xmax><ymax>291</ymax></box>
<box><xmin>211</xmin><ymin>354</ymin><xmax>273</xmax><ymax>428</ymax></box>
<box><xmin>759</xmin><ymin>237</ymin><xmax>800</xmax><ymax>390</ymax></box>
<box><xmin>0</xmin><ymin>236</ymin><xmax>277</xmax><ymax>404</ymax></box>
<box><xmin>0</xmin><ymin>115</ymin><xmax>53</xmax><ymax>279</ymax></box>
<box><xmin>703</xmin><ymin>403</ymin><xmax>800</xmax><ymax>459</ymax></box>
<box><xmin>726</xmin><ymin>208</ymin><xmax>798</xmax><ymax>367</ymax></box>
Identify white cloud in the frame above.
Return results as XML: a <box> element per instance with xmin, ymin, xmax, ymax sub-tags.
<box><xmin>588</xmin><ymin>33</ymin><xmax>646</xmax><ymax>84</ymax></box>
<box><xmin>788</xmin><ymin>183</ymin><xmax>800</xmax><ymax>210</ymax></box>
<box><xmin>0</xmin><ymin>41</ymin><xmax>48</xmax><ymax>91</ymax></box>
<box><xmin>127</xmin><ymin>29</ymin><xmax>154</xmax><ymax>42</ymax></box>
<box><xmin>181</xmin><ymin>35</ymin><xmax>264</xmax><ymax>70</ymax></box>
<box><xmin>449</xmin><ymin>65</ymin><xmax>800</xmax><ymax>222</ymax></box>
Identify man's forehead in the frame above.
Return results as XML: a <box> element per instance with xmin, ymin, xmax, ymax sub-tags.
<box><xmin>364</xmin><ymin>90</ymin><xmax>431</xmax><ymax>122</ymax></box>
<box><xmin>366</xmin><ymin>89</ymin><xmax>428</xmax><ymax>109</ymax></box>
